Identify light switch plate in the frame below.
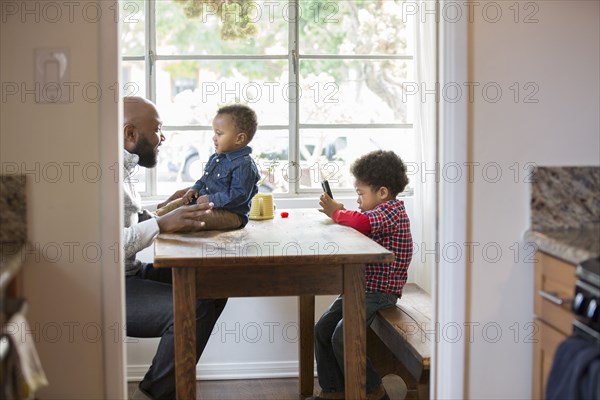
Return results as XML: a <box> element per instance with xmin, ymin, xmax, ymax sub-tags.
<box><xmin>35</xmin><ymin>47</ymin><xmax>70</xmax><ymax>103</ymax></box>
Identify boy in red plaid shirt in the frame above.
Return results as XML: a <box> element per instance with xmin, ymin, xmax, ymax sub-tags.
<box><xmin>311</xmin><ymin>150</ymin><xmax>413</xmax><ymax>400</ymax></box>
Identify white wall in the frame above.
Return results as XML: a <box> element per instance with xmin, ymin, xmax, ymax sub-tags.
<box><xmin>466</xmin><ymin>1</ymin><xmax>599</xmax><ymax>398</ymax></box>
<box><xmin>0</xmin><ymin>2</ymin><xmax>122</xmax><ymax>398</ymax></box>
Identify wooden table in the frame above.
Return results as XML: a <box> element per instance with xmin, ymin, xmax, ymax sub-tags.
<box><xmin>154</xmin><ymin>209</ymin><xmax>393</xmax><ymax>399</ymax></box>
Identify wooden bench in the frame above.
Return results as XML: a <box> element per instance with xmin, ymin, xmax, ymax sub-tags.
<box><xmin>368</xmin><ymin>283</ymin><xmax>432</xmax><ymax>400</ymax></box>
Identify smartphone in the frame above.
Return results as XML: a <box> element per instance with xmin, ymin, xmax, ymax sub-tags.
<box><xmin>321</xmin><ymin>180</ymin><xmax>333</xmax><ymax>199</ymax></box>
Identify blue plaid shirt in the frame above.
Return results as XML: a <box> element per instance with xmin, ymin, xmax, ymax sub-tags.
<box><xmin>191</xmin><ymin>146</ymin><xmax>259</xmax><ymax>227</ymax></box>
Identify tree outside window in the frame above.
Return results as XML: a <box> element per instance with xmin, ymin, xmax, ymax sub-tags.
<box><xmin>121</xmin><ymin>0</ymin><xmax>414</xmax><ymax>197</ymax></box>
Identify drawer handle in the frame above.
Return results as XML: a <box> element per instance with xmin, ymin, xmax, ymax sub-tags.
<box><xmin>538</xmin><ymin>290</ymin><xmax>570</xmax><ymax>305</ymax></box>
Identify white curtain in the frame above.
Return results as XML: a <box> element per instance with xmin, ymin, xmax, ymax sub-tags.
<box><xmin>409</xmin><ymin>3</ymin><xmax>438</xmax><ymax>294</ymax></box>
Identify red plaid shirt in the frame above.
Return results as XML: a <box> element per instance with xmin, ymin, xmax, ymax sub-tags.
<box><xmin>332</xmin><ymin>200</ymin><xmax>413</xmax><ymax>295</ymax></box>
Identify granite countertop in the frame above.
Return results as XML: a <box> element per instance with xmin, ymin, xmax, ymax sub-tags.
<box><xmin>524</xmin><ymin>226</ymin><xmax>600</xmax><ymax>265</ymax></box>
<box><xmin>0</xmin><ymin>175</ymin><xmax>27</xmax><ymax>245</ymax></box>
<box><xmin>525</xmin><ymin>166</ymin><xmax>600</xmax><ymax>265</ymax></box>
<box><xmin>0</xmin><ymin>243</ymin><xmax>25</xmax><ymax>292</ymax></box>
<box><xmin>0</xmin><ymin>175</ymin><xmax>27</xmax><ymax>292</ymax></box>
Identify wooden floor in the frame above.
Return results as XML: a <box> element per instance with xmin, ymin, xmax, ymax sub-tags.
<box><xmin>127</xmin><ymin>375</ymin><xmax>407</xmax><ymax>400</ymax></box>
<box><xmin>127</xmin><ymin>378</ymin><xmax>321</xmax><ymax>400</ymax></box>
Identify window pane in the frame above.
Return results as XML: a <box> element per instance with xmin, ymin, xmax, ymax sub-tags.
<box><xmin>155</xmin><ymin>0</ymin><xmax>288</xmax><ymax>56</ymax></box>
<box><xmin>298</xmin><ymin>128</ymin><xmax>415</xmax><ymax>194</ymax></box>
<box><xmin>155</xmin><ymin>60</ymin><xmax>289</xmax><ymax>126</ymax></box>
<box><xmin>120</xmin><ymin>0</ymin><xmax>145</xmax><ymax>57</ymax></box>
<box><xmin>121</xmin><ymin>60</ymin><xmax>146</xmax><ymax>98</ymax></box>
<box><xmin>299</xmin><ymin>60</ymin><xmax>413</xmax><ymax>124</ymax></box>
<box><xmin>156</xmin><ymin>130</ymin><xmax>290</xmax><ymax>196</ymax></box>
<box><xmin>157</xmin><ymin>130</ymin><xmax>213</xmax><ymax>196</ymax></box>
<box><xmin>251</xmin><ymin>130</ymin><xmax>290</xmax><ymax>194</ymax></box>
<box><xmin>299</xmin><ymin>0</ymin><xmax>410</xmax><ymax>56</ymax></box>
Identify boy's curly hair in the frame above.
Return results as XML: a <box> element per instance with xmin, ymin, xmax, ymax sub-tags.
<box><xmin>350</xmin><ymin>150</ymin><xmax>409</xmax><ymax>197</ymax></box>
<box><xmin>217</xmin><ymin>104</ymin><xmax>258</xmax><ymax>141</ymax></box>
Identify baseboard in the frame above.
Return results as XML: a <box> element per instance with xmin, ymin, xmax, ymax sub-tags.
<box><xmin>128</xmin><ymin>361</ymin><xmax>314</xmax><ymax>381</ymax></box>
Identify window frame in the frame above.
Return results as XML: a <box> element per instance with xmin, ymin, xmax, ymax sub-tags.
<box><xmin>122</xmin><ymin>0</ymin><xmax>414</xmax><ymax>200</ymax></box>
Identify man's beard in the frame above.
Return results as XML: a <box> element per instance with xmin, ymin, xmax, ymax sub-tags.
<box><xmin>133</xmin><ymin>135</ymin><xmax>158</xmax><ymax>168</ymax></box>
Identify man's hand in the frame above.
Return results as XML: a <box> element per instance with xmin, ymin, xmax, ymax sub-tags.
<box><xmin>157</xmin><ymin>187</ymin><xmax>190</xmax><ymax>209</ymax></box>
<box><xmin>182</xmin><ymin>188</ymin><xmax>199</xmax><ymax>205</ymax></box>
<box><xmin>319</xmin><ymin>194</ymin><xmax>345</xmax><ymax>218</ymax></box>
<box><xmin>156</xmin><ymin>196</ymin><xmax>213</xmax><ymax>233</ymax></box>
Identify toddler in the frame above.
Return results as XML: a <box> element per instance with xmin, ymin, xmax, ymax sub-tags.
<box><xmin>312</xmin><ymin>150</ymin><xmax>413</xmax><ymax>400</ymax></box>
<box><xmin>156</xmin><ymin>104</ymin><xmax>260</xmax><ymax>230</ymax></box>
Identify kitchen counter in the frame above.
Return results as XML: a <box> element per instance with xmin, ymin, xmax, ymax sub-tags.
<box><xmin>0</xmin><ymin>175</ymin><xmax>26</xmax><ymax>244</ymax></box>
<box><xmin>0</xmin><ymin>174</ymin><xmax>27</xmax><ymax>363</ymax></box>
<box><xmin>0</xmin><ymin>175</ymin><xmax>27</xmax><ymax>293</ymax></box>
<box><xmin>525</xmin><ymin>166</ymin><xmax>600</xmax><ymax>265</ymax></box>
<box><xmin>0</xmin><ymin>243</ymin><xmax>25</xmax><ymax>293</ymax></box>
<box><xmin>524</xmin><ymin>226</ymin><xmax>600</xmax><ymax>265</ymax></box>
<box><xmin>0</xmin><ymin>173</ymin><xmax>27</xmax><ymax>319</ymax></box>
<box><xmin>528</xmin><ymin>166</ymin><xmax>599</xmax><ymax>400</ymax></box>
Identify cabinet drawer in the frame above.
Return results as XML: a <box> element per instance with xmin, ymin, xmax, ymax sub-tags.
<box><xmin>534</xmin><ymin>252</ymin><xmax>576</xmax><ymax>336</ymax></box>
<box><xmin>532</xmin><ymin>319</ymin><xmax>568</xmax><ymax>400</ymax></box>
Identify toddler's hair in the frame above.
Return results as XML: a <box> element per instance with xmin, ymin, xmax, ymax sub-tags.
<box><xmin>350</xmin><ymin>150</ymin><xmax>409</xmax><ymax>197</ymax></box>
<box><xmin>217</xmin><ymin>104</ymin><xmax>258</xmax><ymax>141</ymax></box>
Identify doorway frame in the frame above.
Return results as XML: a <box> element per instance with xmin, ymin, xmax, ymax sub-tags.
<box><xmin>100</xmin><ymin>2</ymin><xmax>471</xmax><ymax>397</ymax></box>
<box><xmin>432</xmin><ymin>4</ymin><xmax>469</xmax><ymax>399</ymax></box>
<box><xmin>99</xmin><ymin>2</ymin><xmax>126</xmax><ymax>399</ymax></box>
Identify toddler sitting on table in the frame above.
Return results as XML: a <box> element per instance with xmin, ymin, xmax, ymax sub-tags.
<box><xmin>156</xmin><ymin>104</ymin><xmax>260</xmax><ymax>230</ymax></box>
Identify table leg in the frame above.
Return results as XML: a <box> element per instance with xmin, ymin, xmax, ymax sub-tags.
<box><xmin>172</xmin><ymin>268</ymin><xmax>197</xmax><ymax>400</ymax></box>
<box><xmin>343</xmin><ymin>264</ymin><xmax>366</xmax><ymax>400</ymax></box>
<box><xmin>299</xmin><ymin>295</ymin><xmax>315</xmax><ymax>397</ymax></box>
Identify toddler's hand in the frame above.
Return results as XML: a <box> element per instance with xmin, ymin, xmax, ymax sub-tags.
<box><xmin>319</xmin><ymin>194</ymin><xmax>344</xmax><ymax>218</ymax></box>
<box><xmin>157</xmin><ymin>187</ymin><xmax>190</xmax><ymax>209</ymax></box>
<box><xmin>195</xmin><ymin>194</ymin><xmax>210</xmax><ymax>206</ymax></box>
<box><xmin>182</xmin><ymin>189</ymin><xmax>199</xmax><ymax>205</ymax></box>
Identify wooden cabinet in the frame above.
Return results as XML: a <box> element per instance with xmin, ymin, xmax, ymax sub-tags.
<box><xmin>532</xmin><ymin>251</ymin><xmax>576</xmax><ymax>399</ymax></box>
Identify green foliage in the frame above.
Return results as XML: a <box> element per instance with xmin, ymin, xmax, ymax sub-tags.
<box><xmin>173</xmin><ymin>0</ymin><xmax>258</xmax><ymax>40</ymax></box>
<box><xmin>125</xmin><ymin>0</ymin><xmax>410</xmax><ymax>118</ymax></box>
<box><xmin>163</xmin><ymin>60</ymin><xmax>200</xmax><ymax>79</ymax></box>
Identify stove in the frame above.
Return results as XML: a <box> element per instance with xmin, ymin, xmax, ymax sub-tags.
<box><xmin>572</xmin><ymin>256</ymin><xmax>600</xmax><ymax>341</ymax></box>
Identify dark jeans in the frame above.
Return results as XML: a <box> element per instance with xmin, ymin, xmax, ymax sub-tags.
<box><xmin>314</xmin><ymin>292</ymin><xmax>398</xmax><ymax>393</ymax></box>
<box><xmin>126</xmin><ymin>263</ymin><xmax>228</xmax><ymax>400</ymax></box>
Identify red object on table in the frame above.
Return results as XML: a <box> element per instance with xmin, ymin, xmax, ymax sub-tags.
<box><xmin>281</xmin><ymin>212</ymin><xmax>289</xmax><ymax>218</ymax></box>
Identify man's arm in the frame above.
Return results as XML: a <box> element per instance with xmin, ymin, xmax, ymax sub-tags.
<box><xmin>123</xmin><ymin>218</ymin><xmax>160</xmax><ymax>261</ymax></box>
<box><xmin>124</xmin><ymin>200</ymin><xmax>214</xmax><ymax>260</ymax></box>
<box><xmin>155</xmin><ymin>198</ymin><xmax>214</xmax><ymax>232</ymax></box>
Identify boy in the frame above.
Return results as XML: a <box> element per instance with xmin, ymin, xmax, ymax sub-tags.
<box><xmin>314</xmin><ymin>150</ymin><xmax>413</xmax><ymax>400</ymax></box>
<box><xmin>156</xmin><ymin>104</ymin><xmax>260</xmax><ymax>230</ymax></box>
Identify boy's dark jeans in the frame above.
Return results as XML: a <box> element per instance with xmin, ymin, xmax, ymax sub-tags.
<box><xmin>315</xmin><ymin>292</ymin><xmax>399</xmax><ymax>394</ymax></box>
<box><xmin>126</xmin><ymin>263</ymin><xmax>228</xmax><ymax>400</ymax></box>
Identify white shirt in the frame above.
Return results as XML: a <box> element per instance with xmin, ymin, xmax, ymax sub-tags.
<box><xmin>123</xmin><ymin>150</ymin><xmax>159</xmax><ymax>275</ymax></box>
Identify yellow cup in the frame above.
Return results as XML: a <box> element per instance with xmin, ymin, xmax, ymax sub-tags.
<box><xmin>249</xmin><ymin>193</ymin><xmax>275</xmax><ymax>220</ymax></box>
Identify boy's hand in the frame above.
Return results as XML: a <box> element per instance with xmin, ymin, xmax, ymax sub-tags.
<box><xmin>157</xmin><ymin>187</ymin><xmax>190</xmax><ymax>209</ymax></box>
<box><xmin>182</xmin><ymin>189</ymin><xmax>199</xmax><ymax>205</ymax></box>
<box><xmin>319</xmin><ymin>194</ymin><xmax>345</xmax><ymax>218</ymax></box>
<box><xmin>196</xmin><ymin>194</ymin><xmax>209</xmax><ymax>205</ymax></box>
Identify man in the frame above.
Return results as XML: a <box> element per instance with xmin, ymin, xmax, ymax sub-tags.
<box><xmin>122</xmin><ymin>97</ymin><xmax>228</xmax><ymax>400</ymax></box>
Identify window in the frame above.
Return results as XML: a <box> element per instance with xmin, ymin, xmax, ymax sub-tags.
<box><xmin>120</xmin><ymin>0</ymin><xmax>415</xmax><ymax>198</ymax></box>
